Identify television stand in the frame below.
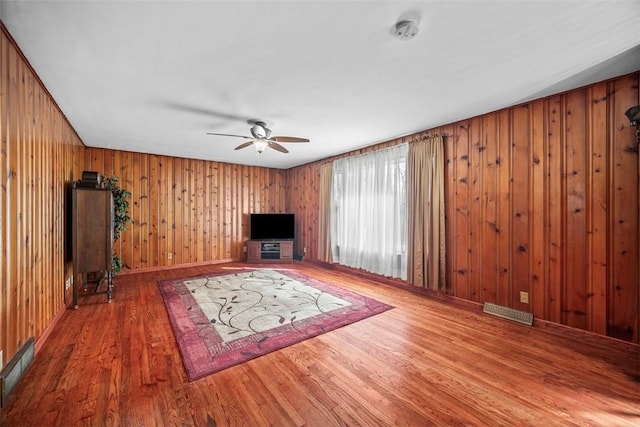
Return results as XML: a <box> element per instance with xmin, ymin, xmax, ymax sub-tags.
<box><xmin>246</xmin><ymin>240</ymin><xmax>294</xmax><ymax>264</ymax></box>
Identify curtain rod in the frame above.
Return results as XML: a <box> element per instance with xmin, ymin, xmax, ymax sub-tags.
<box><xmin>417</xmin><ymin>133</ymin><xmax>450</xmax><ymax>139</ymax></box>
<box><xmin>407</xmin><ymin>133</ymin><xmax>450</xmax><ymax>144</ymax></box>
<box><xmin>320</xmin><ymin>133</ymin><xmax>449</xmax><ymax>165</ymax></box>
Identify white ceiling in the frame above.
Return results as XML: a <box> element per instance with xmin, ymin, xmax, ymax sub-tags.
<box><xmin>2</xmin><ymin>1</ymin><xmax>639</xmax><ymax>169</ymax></box>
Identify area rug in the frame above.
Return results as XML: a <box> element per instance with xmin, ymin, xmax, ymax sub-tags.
<box><xmin>158</xmin><ymin>268</ymin><xmax>393</xmax><ymax>381</ymax></box>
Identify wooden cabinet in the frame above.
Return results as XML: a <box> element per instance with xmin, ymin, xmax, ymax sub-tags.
<box><xmin>280</xmin><ymin>241</ymin><xmax>293</xmax><ymax>259</ymax></box>
<box><xmin>247</xmin><ymin>241</ymin><xmax>261</xmax><ymax>260</ymax></box>
<box><xmin>71</xmin><ymin>185</ymin><xmax>114</xmax><ymax>308</ymax></box>
<box><xmin>246</xmin><ymin>240</ymin><xmax>294</xmax><ymax>264</ymax></box>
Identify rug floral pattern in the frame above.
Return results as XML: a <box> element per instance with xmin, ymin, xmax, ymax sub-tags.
<box><xmin>158</xmin><ymin>268</ymin><xmax>393</xmax><ymax>381</ymax></box>
<box><xmin>184</xmin><ymin>269</ymin><xmax>352</xmax><ymax>342</ymax></box>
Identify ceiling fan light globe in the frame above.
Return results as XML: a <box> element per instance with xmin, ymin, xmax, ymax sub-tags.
<box><xmin>254</xmin><ymin>140</ymin><xmax>268</xmax><ymax>153</ymax></box>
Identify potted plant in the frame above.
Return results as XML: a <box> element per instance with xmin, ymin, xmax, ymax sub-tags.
<box><xmin>102</xmin><ymin>175</ymin><xmax>131</xmax><ymax>272</ymax></box>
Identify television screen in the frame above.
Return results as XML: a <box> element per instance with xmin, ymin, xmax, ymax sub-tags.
<box><xmin>250</xmin><ymin>213</ymin><xmax>295</xmax><ymax>240</ymax></box>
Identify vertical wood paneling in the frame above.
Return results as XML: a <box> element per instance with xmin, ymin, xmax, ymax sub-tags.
<box><xmin>222</xmin><ymin>163</ymin><xmax>231</xmax><ymax>259</ymax></box>
<box><xmin>588</xmin><ymin>82</ymin><xmax>608</xmax><ymax>336</ymax></box>
<box><xmin>564</xmin><ymin>90</ymin><xmax>588</xmax><ymax>329</ymax></box>
<box><xmin>83</xmin><ymin>149</ymin><xmax>286</xmax><ymax>268</ymax></box>
<box><xmin>469</xmin><ymin>117</ymin><xmax>483</xmax><ymax>302</ymax></box>
<box><xmin>210</xmin><ymin>161</ymin><xmax>218</xmax><ymax>256</ymax></box>
<box><xmin>139</xmin><ymin>153</ymin><xmax>150</xmax><ymax>268</ymax></box>
<box><xmin>173</xmin><ymin>158</ymin><xmax>183</xmax><ymax>265</ymax></box>
<box><xmin>201</xmin><ymin>161</ymin><xmax>209</xmax><ymax>261</ymax></box>
<box><xmin>148</xmin><ymin>154</ymin><xmax>159</xmax><ymax>268</ymax></box>
<box><xmin>530</xmin><ymin>101</ymin><xmax>546</xmax><ymax>319</ymax></box>
<box><xmin>120</xmin><ymin>151</ymin><xmax>132</xmax><ymax>268</ymax></box>
<box><xmin>7</xmin><ymin>40</ymin><xmax>20</xmax><ymax>355</ymax></box>
<box><xmin>1</xmin><ymin>27</ymin><xmax>84</xmax><ymax>363</ymax></box>
<box><xmin>481</xmin><ymin>114</ymin><xmax>498</xmax><ymax>304</ymax></box>
<box><xmin>286</xmin><ymin>72</ymin><xmax>639</xmax><ymax>344</ymax></box>
<box><xmin>165</xmin><ymin>156</ymin><xmax>174</xmax><ymax>266</ymax></box>
<box><xmin>1</xmin><ymin>32</ymin><xmax>8</xmax><ymax>357</ymax></box>
<box><xmin>188</xmin><ymin>160</ymin><xmax>197</xmax><ymax>262</ymax></box>
<box><xmin>195</xmin><ymin>160</ymin><xmax>204</xmax><ymax>263</ymax></box>
<box><xmin>496</xmin><ymin>109</ymin><xmax>512</xmax><ymax>308</ymax></box>
<box><xmin>132</xmin><ymin>152</ymin><xmax>142</xmax><ymax>269</ymax></box>
<box><xmin>455</xmin><ymin>123</ymin><xmax>471</xmax><ymax>300</ymax></box>
<box><xmin>443</xmin><ymin>124</ymin><xmax>456</xmax><ymax>296</ymax></box>
<box><xmin>546</xmin><ymin>96</ymin><xmax>563</xmax><ymax>323</ymax></box>
<box><xmin>285</xmin><ymin>163</ymin><xmax>320</xmax><ymax>260</ymax></box>
<box><xmin>609</xmin><ymin>75</ymin><xmax>639</xmax><ymax>341</ymax></box>
<box><xmin>511</xmin><ymin>105</ymin><xmax>531</xmax><ymax>311</ymax></box>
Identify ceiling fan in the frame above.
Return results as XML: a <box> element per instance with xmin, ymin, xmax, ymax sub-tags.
<box><xmin>206</xmin><ymin>121</ymin><xmax>309</xmax><ymax>154</ymax></box>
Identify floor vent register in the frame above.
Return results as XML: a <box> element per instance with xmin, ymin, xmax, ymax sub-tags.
<box><xmin>483</xmin><ymin>302</ymin><xmax>534</xmax><ymax>326</ymax></box>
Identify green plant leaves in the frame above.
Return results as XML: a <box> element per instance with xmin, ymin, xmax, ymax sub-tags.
<box><xmin>102</xmin><ymin>175</ymin><xmax>131</xmax><ymax>273</ymax></box>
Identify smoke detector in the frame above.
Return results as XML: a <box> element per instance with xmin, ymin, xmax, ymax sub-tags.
<box><xmin>393</xmin><ymin>19</ymin><xmax>419</xmax><ymax>41</ymax></box>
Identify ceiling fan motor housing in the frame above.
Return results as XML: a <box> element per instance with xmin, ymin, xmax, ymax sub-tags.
<box><xmin>250</xmin><ymin>122</ymin><xmax>270</xmax><ymax>139</ymax></box>
<box><xmin>393</xmin><ymin>20</ymin><xmax>419</xmax><ymax>41</ymax></box>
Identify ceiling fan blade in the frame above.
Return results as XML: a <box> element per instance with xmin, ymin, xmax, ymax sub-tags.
<box><xmin>270</xmin><ymin>136</ymin><xmax>310</xmax><ymax>143</ymax></box>
<box><xmin>234</xmin><ymin>141</ymin><xmax>255</xmax><ymax>150</ymax></box>
<box><xmin>165</xmin><ymin>102</ymin><xmax>251</xmax><ymax>122</ymax></box>
<box><xmin>206</xmin><ymin>132</ymin><xmax>253</xmax><ymax>139</ymax></box>
<box><xmin>268</xmin><ymin>142</ymin><xmax>289</xmax><ymax>153</ymax></box>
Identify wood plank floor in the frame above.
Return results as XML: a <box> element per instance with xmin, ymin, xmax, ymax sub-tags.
<box><xmin>2</xmin><ymin>262</ymin><xmax>639</xmax><ymax>426</ymax></box>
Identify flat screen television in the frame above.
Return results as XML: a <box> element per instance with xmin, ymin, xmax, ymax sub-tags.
<box><xmin>250</xmin><ymin>213</ymin><xmax>295</xmax><ymax>240</ymax></box>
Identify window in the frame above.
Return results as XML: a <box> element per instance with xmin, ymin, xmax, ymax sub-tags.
<box><xmin>331</xmin><ymin>143</ymin><xmax>408</xmax><ymax>279</ymax></box>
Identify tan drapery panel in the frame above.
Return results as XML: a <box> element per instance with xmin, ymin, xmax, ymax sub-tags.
<box><xmin>318</xmin><ymin>162</ymin><xmax>333</xmax><ymax>262</ymax></box>
<box><xmin>407</xmin><ymin>135</ymin><xmax>446</xmax><ymax>289</ymax></box>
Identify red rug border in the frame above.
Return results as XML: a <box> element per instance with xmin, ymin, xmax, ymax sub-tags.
<box><xmin>158</xmin><ymin>268</ymin><xmax>394</xmax><ymax>381</ymax></box>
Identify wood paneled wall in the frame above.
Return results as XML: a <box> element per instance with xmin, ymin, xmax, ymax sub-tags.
<box><xmin>1</xmin><ymin>27</ymin><xmax>85</xmax><ymax>364</ymax></box>
<box><xmin>84</xmin><ymin>148</ymin><xmax>287</xmax><ymax>270</ymax></box>
<box><xmin>442</xmin><ymin>73</ymin><xmax>639</xmax><ymax>342</ymax></box>
<box><xmin>287</xmin><ymin>72</ymin><xmax>640</xmax><ymax>343</ymax></box>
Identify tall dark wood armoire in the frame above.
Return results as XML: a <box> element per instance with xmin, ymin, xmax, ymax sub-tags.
<box><xmin>71</xmin><ymin>182</ymin><xmax>114</xmax><ymax>308</ymax></box>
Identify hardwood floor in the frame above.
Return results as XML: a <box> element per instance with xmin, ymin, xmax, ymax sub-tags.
<box><xmin>1</xmin><ymin>262</ymin><xmax>639</xmax><ymax>426</ymax></box>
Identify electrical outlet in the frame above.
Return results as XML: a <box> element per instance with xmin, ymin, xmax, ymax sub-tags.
<box><xmin>303</xmin><ymin>247</ymin><xmax>307</xmax><ymax>254</ymax></box>
<box><xmin>65</xmin><ymin>278</ymin><xmax>71</xmax><ymax>290</ymax></box>
<box><xmin>243</xmin><ymin>246</ymin><xmax>247</xmax><ymax>253</ymax></box>
<box><xmin>520</xmin><ymin>291</ymin><xmax>529</xmax><ymax>304</ymax></box>
<box><xmin>167</xmin><ymin>252</ymin><xmax>173</xmax><ymax>260</ymax></box>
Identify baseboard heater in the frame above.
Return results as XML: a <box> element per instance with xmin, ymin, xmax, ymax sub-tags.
<box><xmin>1</xmin><ymin>337</ymin><xmax>35</xmax><ymax>407</ymax></box>
<box><xmin>483</xmin><ymin>302</ymin><xmax>534</xmax><ymax>326</ymax></box>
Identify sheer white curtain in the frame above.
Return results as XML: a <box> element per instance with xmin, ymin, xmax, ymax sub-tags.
<box><xmin>331</xmin><ymin>144</ymin><xmax>408</xmax><ymax>279</ymax></box>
